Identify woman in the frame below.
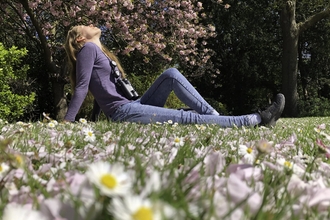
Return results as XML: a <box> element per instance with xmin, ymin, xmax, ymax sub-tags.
<box><xmin>64</xmin><ymin>24</ymin><xmax>285</xmax><ymax>127</ymax></box>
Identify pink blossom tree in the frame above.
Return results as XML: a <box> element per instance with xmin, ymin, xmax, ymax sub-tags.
<box><xmin>0</xmin><ymin>0</ymin><xmax>221</xmax><ymax>120</ymax></box>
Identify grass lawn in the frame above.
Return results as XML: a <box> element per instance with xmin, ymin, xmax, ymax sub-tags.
<box><xmin>1</xmin><ymin>117</ymin><xmax>330</xmax><ymax>219</ymax></box>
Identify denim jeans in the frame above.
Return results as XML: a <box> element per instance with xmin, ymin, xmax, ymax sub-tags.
<box><xmin>111</xmin><ymin>68</ymin><xmax>261</xmax><ymax>127</ymax></box>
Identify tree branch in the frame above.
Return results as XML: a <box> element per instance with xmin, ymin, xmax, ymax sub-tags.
<box><xmin>0</xmin><ymin>1</ymin><xmax>40</xmax><ymax>47</ymax></box>
<box><xmin>298</xmin><ymin>5</ymin><xmax>330</xmax><ymax>34</ymax></box>
<box><xmin>18</xmin><ymin>0</ymin><xmax>53</xmax><ymax>70</ymax></box>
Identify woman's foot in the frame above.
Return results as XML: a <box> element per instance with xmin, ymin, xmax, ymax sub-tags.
<box><xmin>259</xmin><ymin>93</ymin><xmax>285</xmax><ymax>127</ymax></box>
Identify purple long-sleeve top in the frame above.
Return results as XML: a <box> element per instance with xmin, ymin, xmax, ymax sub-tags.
<box><xmin>64</xmin><ymin>42</ymin><xmax>131</xmax><ymax>121</ymax></box>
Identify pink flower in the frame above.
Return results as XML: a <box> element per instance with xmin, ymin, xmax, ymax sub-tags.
<box><xmin>227</xmin><ymin>174</ymin><xmax>262</xmax><ymax>214</ymax></box>
<box><xmin>203</xmin><ymin>151</ymin><xmax>225</xmax><ymax>176</ymax></box>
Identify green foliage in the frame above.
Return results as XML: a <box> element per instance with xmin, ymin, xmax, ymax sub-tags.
<box><xmin>197</xmin><ymin>0</ymin><xmax>282</xmax><ymax>115</ymax></box>
<box><xmin>0</xmin><ymin>43</ymin><xmax>35</xmax><ymax>121</ymax></box>
<box><xmin>204</xmin><ymin>97</ymin><xmax>229</xmax><ymax>115</ymax></box>
<box><xmin>297</xmin><ymin>97</ymin><xmax>330</xmax><ymax>117</ymax></box>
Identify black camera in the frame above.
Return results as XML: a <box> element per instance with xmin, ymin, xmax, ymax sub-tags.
<box><xmin>115</xmin><ymin>77</ymin><xmax>139</xmax><ymax>100</ymax></box>
<box><xmin>110</xmin><ymin>61</ymin><xmax>139</xmax><ymax>100</ymax></box>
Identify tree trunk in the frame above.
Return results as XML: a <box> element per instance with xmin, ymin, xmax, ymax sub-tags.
<box><xmin>51</xmin><ymin>63</ymin><xmax>68</xmax><ymax>121</ymax></box>
<box><xmin>20</xmin><ymin>0</ymin><xmax>68</xmax><ymax>120</ymax></box>
<box><xmin>280</xmin><ymin>1</ymin><xmax>299</xmax><ymax>117</ymax></box>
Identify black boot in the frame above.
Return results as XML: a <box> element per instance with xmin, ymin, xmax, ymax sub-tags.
<box><xmin>259</xmin><ymin>93</ymin><xmax>285</xmax><ymax>127</ymax></box>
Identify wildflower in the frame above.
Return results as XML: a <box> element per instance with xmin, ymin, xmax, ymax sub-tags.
<box><xmin>204</xmin><ymin>151</ymin><xmax>225</xmax><ymax>176</ymax></box>
<box><xmin>108</xmin><ymin>195</ymin><xmax>176</xmax><ymax>220</ymax></box>
<box><xmin>82</xmin><ymin>127</ymin><xmax>96</xmax><ymax>142</ymax></box>
<box><xmin>2</xmin><ymin>203</ymin><xmax>48</xmax><ymax>220</ymax></box>
<box><xmin>317</xmin><ymin>123</ymin><xmax>326</xmax><ymax>130</ymax></box>
<box><xmin>0</xmin><ymin>162</ymin><xmax>10</xmax><ymax>179</ymax></box>
<box><xmin>238</xmin><ymin>144</ymin><xmax>256</xmax><ymax>164</ymax></box>
<box><xmin>141</xmin><ymin>170</ymin><xmax>161</xmax><ymax>197</ymax></box>
<box><xmin>79</xmin><ymin>118</ymin><xmax>88</xmax><ymax>124</ymax></box>
<box><xmin>320</xmin><ymin>131</ymin><xmax>330</xmax><ymax>141</ymax></box>
<box><xmin>277</xmin><ymin>158</ymin><xmax>293</xmax><ymax>169</ymax></box>
<box><xmin>276</xmin><ymin>158</ymin><xmax>305</xmax><ymax>175</ymax></box>
<box><xmin>256</xmin><ymin>139</ymin><xmax>273</xmax><ymax>154</ymax></box>
<box><xmin>50</xmin><ymin>120</ymin><xmax>58</xmax><ymax>125</ymax></box>
<box><xmin>316</xmin><ymin>139</ymin><xmax>329</xmax><ymax>154</ymax></box>
<box><xmin>195</xmin><ymin>124</ymin><xmax>207</xmax><ymax>131</ymax></box>
<box><xmin>10</xmin><ymin>154</ymin><xmax>25</xmax><ymax>168</ymax></box>
<box><xmin>85</xmin><ymin>161</ymin><xmax>132</xmax><ymax>197</ymax></box>
<box><xmin>47</xmin><ymin>122</ymin><xmax>56</xmax><ymax>128</ymax></box>
<box><xmin>173</xmin><ymin>137</ymin><xmax>184</xmax><ymax>147</ymax></box>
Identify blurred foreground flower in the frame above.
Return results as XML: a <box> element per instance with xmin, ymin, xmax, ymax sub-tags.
<box><xmin>256</xmin><ymin>139</ymin><xmax>273</xmax><ymax>154</ymax></box>
<box><xmin>0</xmin><ymin>162</ymin><xmax>10</xmax><ymax>179</ymax></box>
<box><xmin>108</xmin><ymin>195</ymin><xmax>177</xmax><ymax>220</ymax></box>
<box><xmin>3</xmin><ymin>203</ymin><xmax>48</xmax><ymax>220</ymax></box>
<box><xmin>85</xmin><ymin>161</ymin><xmax>132</xmax><ymax>197</ymax></box>
<box><xmin>276</xmin><ymin>158</ymin><xmax>305</xmax><ymax>175</ymax></box>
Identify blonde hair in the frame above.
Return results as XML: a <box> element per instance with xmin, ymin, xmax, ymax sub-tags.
<box><xmin>64</xmin><ymin>26</ymin><xmax>126</xmax><ymax>91</ymax></box>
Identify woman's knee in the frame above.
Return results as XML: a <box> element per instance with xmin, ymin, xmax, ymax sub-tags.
<box><xmin>162</xmin><ymin>67</ymin><xmax>182</xmax><ymax>78</ymax></box>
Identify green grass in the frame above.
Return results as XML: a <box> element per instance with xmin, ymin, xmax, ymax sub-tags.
<box><xmin>1</xmin><ymin>117</ymin><xmax>330</xmax><ymax>219</ymax></box>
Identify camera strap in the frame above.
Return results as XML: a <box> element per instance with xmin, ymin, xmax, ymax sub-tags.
<box><xmin>105</xmin><ymin>55</ymin><xmax>139</xmax><ymax>100</ymax></box>
<box><xmin>102</xmin><ymin>52</ymin><xmax>122</xmax><ymax>80</ymax></box>
<box><xmin>109</xmin><ymin>60</ymin><xmax>122</xmax><ymax>79</ymax></box>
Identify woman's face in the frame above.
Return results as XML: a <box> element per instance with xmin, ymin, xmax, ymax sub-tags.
<box><xmin>77</xmin><ymin>24</ymin><xmax>101</xmax><ymax>41</ymax></box>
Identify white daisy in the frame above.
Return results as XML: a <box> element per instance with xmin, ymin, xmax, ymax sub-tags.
<box><xmin>82</xmin><ymin>127</ymin><xmax>96</xmax><ymax>142</ymax></box>
<box><xmin>238</xmin><ymin>144</ymin><xmax>256</xmax><ymax>164</ymax></box>
<box><xmin>85</xmin><ymin>161</ymin><xmax>132</xmax><ymax>197</ymax></box>
<box><xmin>314</xmin><ymin>127</ymin><xmax>321</xmax><ymax>133</ymax></box>
<box><xmin>47</xmin><ymin>122</ymin><xmax>56</xmax><ymax>128</ymax></box>
<box><xmin>2</xmin><ymin>203</ymin><xmax>48</xmax><ymax>220</ymax></box>
<box><xmin>0</xmin><ymin>162</ymin><xmax>10</xmax><ymax>180</ymax></box>
<box><xmin>108</xmin><ymin>195</ymin><xmax>176</xmax><ymax>220</ymax></box>
<box><xmin>79</xmin><ymin>118</ymin><xmax>88</xmax><ymax>124</ymax></box>
<box><xmin>173</xmin><ymin>136</ymin><xmax>184</xmax><ymax>147</ymax></box>
<box><xmin>277</xmin><ymin>158</ymin><xmax>294</xmax><ymax>169</ymax></box>
<box><xmin>276</xmin><ymin>158</ymin><xmax>305</xmax><ymax>175</ymax></box>
<box><xmin>50</xmin><ymin>120</ymin><xmax>58</xmax><ymax>125</ymax></box>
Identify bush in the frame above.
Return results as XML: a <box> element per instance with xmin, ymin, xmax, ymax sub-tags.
<box><xmin>297</xmin><ymin>97</ymin><xmax>330</xmax><ymax>117</ymax></box>
<box><xmin>0</xmin><ymin>43</ymin><xmax>35</xmax><ymax>121</ymax></box>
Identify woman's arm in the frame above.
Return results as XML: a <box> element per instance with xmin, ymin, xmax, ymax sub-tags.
<box><xmin>64</xmin><ymin>43</ymin><xmax>96</xmax><ymax>121</ymax></box>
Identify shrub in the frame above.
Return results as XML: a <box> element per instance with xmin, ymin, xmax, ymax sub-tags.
<box><xmin>0</xmin><ymin>43</ymin><xmax>35</xmax><ymax>121</ymax></box>
<box><xmin>297</xmin><ymin>97</ymin><xmax>330</xmax><ymax>117</ymax></box>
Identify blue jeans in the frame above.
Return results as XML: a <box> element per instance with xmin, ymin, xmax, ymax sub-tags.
<box><xmin>111</xmin><ymin>68</ymin><xmax>261</xmax><ymax>127</ymax></box>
